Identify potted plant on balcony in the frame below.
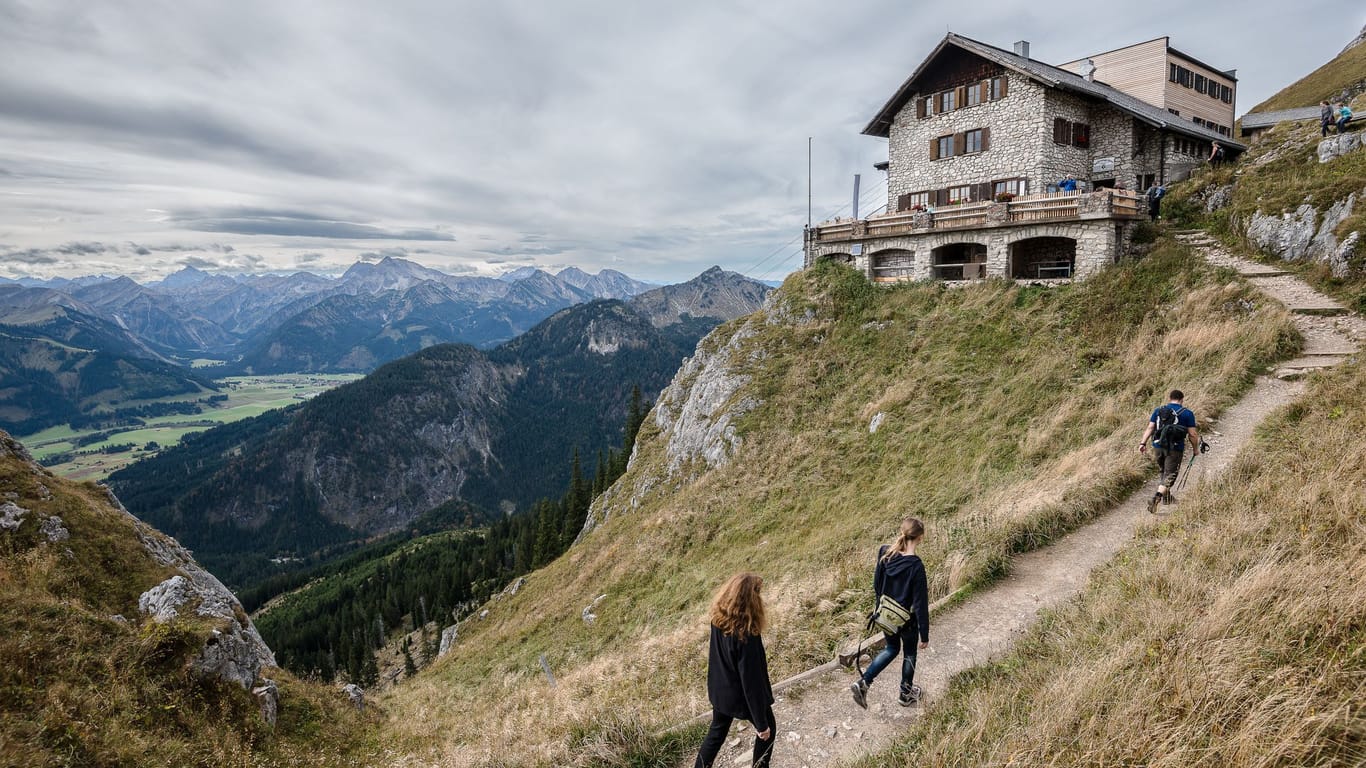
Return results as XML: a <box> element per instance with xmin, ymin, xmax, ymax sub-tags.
<box><xmin>994</xmin><ymin>191</ymin><xmax>1016</xmax><ymax>203</ymax></box>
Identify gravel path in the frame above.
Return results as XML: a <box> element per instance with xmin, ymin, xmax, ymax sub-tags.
<box><xmin>689</xmin><ymin>238</ymin><xmax>1362</xmax><ymax>768</ymax></box>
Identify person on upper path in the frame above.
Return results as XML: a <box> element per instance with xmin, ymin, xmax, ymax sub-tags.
<box><xmin>1057</xmin><ymin>174</ymin><xmax>1078</xmax><ymax>192</ymax></box>
<box><xmin>1208</xmin><ymin>141</ymin><xmax>1225</xmax><ymax>166</ymax></box>
<box><xmin>1139</xmin><ymin>389</ymin><xmax>1204</xmax><ymax>512</ymax></box>
<box><xmin>1321</xmin><ymin>101</ymin><xmax>1335</xmax><ymax>137</ymax></box>
<box><xmin>1337</xmin><ymin>103</ymin><xmax>1354</xmax><ymax>134</ymax></box>
<box><xmin>694</xmin><ymin>572</ymin><xmax>776</xmax><ymax>768</ymax></box>
<box><xmin>851</xmin><ymin>517</ymin><xmax>930</xmax><ymax>711</ymax></box>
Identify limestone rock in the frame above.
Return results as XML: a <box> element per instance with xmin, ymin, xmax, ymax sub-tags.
<box><xmin>253</xmin><ymin>678</ymin><xmax>279</xmax><ymax>727</ymax></box>
<box><xmin>653</xmin><ymin>318</ymin><xmax>760</xmax><ymax>477</ymax></box>
<box><xmin>1309</xmin><ymin>194</ymin><xmax>1357</xmax><ymax>265</ymax></box>
<box><xmin>1201</xmin><ymin>184</ymin><xmax>1233</xmax><ymax>213</ymax></box>
<box><xmin>582</xmin><ymin>594</ymin><xmax>607</xmax><ymax>625</ymax></box>
<box><xmin>869</xmin><ymin>412</ymin><xmax>886</xmax><ymax>434</ymax></box>
<box><xmin>1246</xmin><ymin>205</ymin><xmax>1317</xmax><ymax>261</ymax></box>
<box><xmin>40</xmin><ymin>515</ymin><xmax>69</xmax><ymax>543</ymax></box>
<box><xmin>342</xmin><ymin>683</ymin><xmax>365</xmax><ymax>711</ymax></box>
<box><xmin>0</xmin><ymin>501</ymin><xmax>27</xmax><ymax>531</ymax></box>
<box><xmin>1317</xmin><ymin>133</ymin><xmax>1361</xmax><ymax>163</ymax></box>
<box><xmin>139</xmin><ymin>575</ymin><xmax>194</xmax><ymax>621</ymax></box>
<box><xmin>438</xmin><ymin>624</ymin><xmax>459</xmax><ymax>657</ymax></box>
<box><xmin>1330</xmin><ymin>231</ymin><xmax>1361</xmax><ymax>278</ymax></box>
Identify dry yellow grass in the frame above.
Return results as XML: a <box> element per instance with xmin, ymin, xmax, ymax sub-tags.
<box><xmin>851</xmin><ymin>361</ymin><xmax>1366</xmax><ymax>768</ymax></box>
<box><xmin>378</xmin><ymin>245</ymin><xmax>1299</xmax><ymax>766</ymax></box>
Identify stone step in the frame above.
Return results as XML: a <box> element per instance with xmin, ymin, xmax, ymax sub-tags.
<box><xmin>1288</xmin><ymin>304</ymin><xmax>1350</xmax><ymax>317</ymax></box>
<box><xmin>1273</xmin><ymin>354</ymin><xmax>1353</xmax><ymax>379</ymax></box>
<box><xmin>1238</xmin><ymin>268</ymin><xmax>1292</xmax><ymax>277</ymax></box>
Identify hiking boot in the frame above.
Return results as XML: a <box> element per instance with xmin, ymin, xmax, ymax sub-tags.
<box><xmin>1147</xmin><ymin>492</ymin><xmax>1162</xmax><ymax>514</ymax></box>
<box><xmin>850</xmin><ymin>678</ymin><xmax>869</xmax><ymax>709</ymax></box>
<box><xmin>899</xmin><ymin>684</ymin><xmax>922</xmax><ymax>707</ymax></box>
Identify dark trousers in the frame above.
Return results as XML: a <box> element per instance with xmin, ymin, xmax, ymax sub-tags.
<box><xmin>1154</xmin><ymin>447</ymin><xmax>1184</xmax><ymax>488</ymax></box>
<box><xmin>1323</xmin><ymin>119</ymin><xmax>1332</xmax><ymax>137</ymax></box>
<box><xmin>1338</xmin><ymin>117</ymin><xmax>1352</xmax><ymax>134</ymax></box>
<box><xmin>695</xmin><ymin>706</ymin><xmax>775</xmax><ymax>768</ymax></box>
<box><xmin>861</xmin><ymin>632</ymin><xmax>918</xmax><ymax>693</ymax></box>
<box><xmin>1148</xmin><ymin>199</ymin><xmax>1161</xmax><ymax>219</ymax></box>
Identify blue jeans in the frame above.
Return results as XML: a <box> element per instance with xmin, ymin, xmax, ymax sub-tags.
<box><xmin>861</xmin><ymin>632</ymin><xmax>918</xmax><ymax>691</ymax></box>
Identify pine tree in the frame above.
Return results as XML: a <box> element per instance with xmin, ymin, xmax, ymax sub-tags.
<box><xmin>403</xmin><ymin>645</ymin><xmax>418</xmax><ymax>677</ymax></box>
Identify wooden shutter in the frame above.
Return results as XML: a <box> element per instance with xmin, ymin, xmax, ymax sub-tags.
<box><xmin>981</xmin><ymin>126</ymin><xmax>991</xmax><ymax>151</ymax></box>
<box><xmin>929</xmin><ymin>137</ymin><xmax>940</xmax><ymax>160</ymax></box>
<box><xmin>955</xmin><ymin>86</ymin><xmax>967</xmax><ymax>110</ymax></box>
<box><xmin>916</xmin><ymin>97</ymin><xmax>927</xmax><ymax>119</ymax></box>
<box><xmin>1053</xmin><ymin>117</ymin><xmax>1069</xmax><ymax>145</ymax></box>
<box><xmin>897</xmin><ymin>193</ymin><xmax>912</xmax><ymax>212</ymax></box>
<box><xmin>997</xmin><ymin>76</ymin><xmax>1008</xmax><ymax>99</ymax></box>
<box><xmin>954</xmin><ymin>132</ymin><xmax>966</xmax><ymax>156</ymax></box>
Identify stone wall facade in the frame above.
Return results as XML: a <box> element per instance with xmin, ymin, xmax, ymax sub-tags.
<box><xmin>809</xmin><ymin>218</ymin><xmax>1134</xmax><ymax>281</ymax></box>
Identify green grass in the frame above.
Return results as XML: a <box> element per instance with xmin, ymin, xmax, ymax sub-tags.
<box><xmin>380</xmin><ymin>244</ymin><xmax>1299</xmax><ymax>765</ymax></box>
<box><xmin>848</xmin><ymin>360</ymin><xmax>1366</xmax><ymax>768</ymax></box>
<box><xmin>16</xmin><ymin>373</ymin><xmax>360</xmax><ymax>480</ymax></box>
<box><xmin>0</xmin><ymin>440</ymin><xmax>380</xmax><ymax>766</ymax></box>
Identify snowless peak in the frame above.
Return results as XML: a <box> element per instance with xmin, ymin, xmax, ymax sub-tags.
<box><xmin>158</xmin><ymin>266</ymin><xmax>211</xmax><ymax>289</ymax></box>
<box><xmin>498</xmin><ymin>266</ymin><xmax>541</xmax><ymax>282</ymax></box>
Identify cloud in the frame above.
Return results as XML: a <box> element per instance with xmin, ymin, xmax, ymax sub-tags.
<box><xmin>171</xmin><ymin>208</ymin><xmax>455</xmax><ymax>241</ymax></box>
<box><xmin>0</xmin><ymin>247</ymin><xmax>59</xmax><ymax>264</ymax></box>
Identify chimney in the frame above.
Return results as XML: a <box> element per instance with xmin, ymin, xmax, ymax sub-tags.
<box><xmin>1014</xmin><ymin>40</ymin><xmax>1030</xmax><ymax>59</ymax></box>
<box><xmin>1081</xmin><ymin>58</ymin><xmax>1096</xmax><ymax>82</ymax></box>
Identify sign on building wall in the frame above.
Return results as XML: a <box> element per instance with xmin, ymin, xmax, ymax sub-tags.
<box><xmin>1092</xmin><ymin>157</ymin><xmax>1116</xmax><ymax>174</ymax></box>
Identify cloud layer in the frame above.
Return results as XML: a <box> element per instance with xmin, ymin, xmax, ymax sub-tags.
<box><xmin>0</xmin><ymin>0</ymin><xmax>1360</xmax><ymax>283</ymax></box>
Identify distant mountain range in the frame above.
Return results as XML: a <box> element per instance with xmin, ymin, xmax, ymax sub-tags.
<box><xmin>0</xmin><ymin>257</ymin><xmax>664</xmax><ymax>432</ymax></box>
<box><xmin>107</xmin><ymin>267</ymin><xmax>771</xmax><ymax>588</ymax></box>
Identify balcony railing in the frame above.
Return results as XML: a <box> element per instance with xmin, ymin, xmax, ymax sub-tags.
<box><xmin>810</xmin><ymin>190</ymin><xmax>1144</xmax><ymax>244</ymax></box>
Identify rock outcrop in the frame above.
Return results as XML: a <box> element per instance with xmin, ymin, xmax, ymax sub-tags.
<box><xmin>653</xmin><ymin>318</ymin><xmax>761</xmax><ymax>477</ymax></box>
<box><xmin>1244</xmin><ymin>192</ymin><xmax>1359</xmax><ymax>278</ymax></box>
<box><xmin>1317</xmin><ymin>133</ymin><xmax>1361</xmax><ymax>163</ymax></box>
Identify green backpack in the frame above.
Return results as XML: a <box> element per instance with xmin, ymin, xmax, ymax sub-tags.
<box><xmin>867</xmin><ymin>557</ymin><xmax>911</xmax><ymax>636</ymax></box>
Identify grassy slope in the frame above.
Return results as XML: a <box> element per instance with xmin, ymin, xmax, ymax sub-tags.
<box><xmin>1164</xmin><ymin>39</ymin><xmax>1366</xmax><ymax>309</ymax></box>
<box><xmin>380</xmin><ymin>243</ymin><xmax>1297</xmax><ymax>766</ymax></box>
<box><xmin>853</xmin><ymin>360</ymin><xmax>1366</xmax><ymax>768</ymax></box>
<box><xmin>0</xmin><ymin>441</ymin><xmax>377</xmax><ymax>767</ymax></box>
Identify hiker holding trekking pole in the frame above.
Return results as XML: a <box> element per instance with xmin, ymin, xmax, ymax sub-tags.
<box><xmin>850</xmin><ymin>517</ymin><xmax>930</xmax><ymax>710</ymax></box>
<box><xmin>694</xmin><ymin>572</ymin><xmax>776</xmax><ymax>768</ymax></box>
<box><xmin>1139</xmin><ymin>389</ymin><xmax>1207</xmax><ymax>512</ymax></box>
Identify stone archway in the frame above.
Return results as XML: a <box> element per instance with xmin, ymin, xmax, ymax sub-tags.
<box><xmin>1009</xmin><ymin>237</ymin><xmax>1077</xmax><ymax>279</ymax></box>
<box><xmin>870</xmin><ymin>249</ymin><xmax>915</xmax><ymax>282</ymax></box>
<box><xmin>820</xmin><ymin>252</ymin><xmax>856</xmax><ymax>266</ymax></box>
<box><xmin>930</xmin><ymin>242</ymin><xmax>988</xmax><ymax>280</ymax></box>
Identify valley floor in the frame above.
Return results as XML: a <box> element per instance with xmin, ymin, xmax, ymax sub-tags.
<box><xmin>695</xmin><ymin>236</ymin><xmax>1366</xmax><ymax>768</ymax></box>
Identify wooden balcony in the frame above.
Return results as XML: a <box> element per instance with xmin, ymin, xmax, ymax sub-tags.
<box><xmin>809</xmin><ymin>190</ymin><xmax>1145</xmax><ymax>244</ymax></box>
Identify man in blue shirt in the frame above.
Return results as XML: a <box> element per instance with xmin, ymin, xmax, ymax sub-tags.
<box><xmin>1138</xmin><ymin>389</ymin><xmax>1202</xmax><ymax>512</ymax></box>
<box><xmin>1057</xmin><ymin>175</ymin><xmax>1078</xmax><ymax>192</ymax></box>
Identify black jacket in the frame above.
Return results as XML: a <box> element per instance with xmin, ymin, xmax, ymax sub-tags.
<box><xmin>874</xmin><ymin>545</ymin><xmax>930</xmax><ymax>643</ymax></box>
<box><xmin>705</xmin><ymin>624</ymin><xmax>774</xmax><ymax>730</ymax></box>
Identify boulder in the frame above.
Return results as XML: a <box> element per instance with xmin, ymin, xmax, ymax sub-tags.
<box><xmin>342</xmin><ymin>683</ymin><xmax>365</xmax><ymax>711</ymax></box>
<box><xmin>40</xmin><ymin>515</ymin><xmax>69</xmax><ymax>543</ymax></box>
<box><xmin>0</xmin><ymin>501</ymin><xmax>27</xmax><ymax>531</ymax></box>
<box><xmin>1330</xmin><ymin>231</ymin><xmax>1361</xmax><ymax>278</ymax></box>
<box><xmin>1246</xmin><ymin>204</ymin><xmax>1317</xmax><ymax>261</ymax></box>
<box><xmin>1318</xmin><ymin>133</ymin><xmax>1361</xmax><ymax>163</ymax></box>
<box><xmin>438</xmin><ymin>624</ymin><xmax>459</xmax><ymax>657</ymax></box>
<box><xmin>253</xmin><ymin>678</ymin><xmax>279</xmax><ymax>727</ymax></box>
<box><xmin>869</xmin><ymin>412</ymin><xmax>886</xmax><ymax>434</ymax></box>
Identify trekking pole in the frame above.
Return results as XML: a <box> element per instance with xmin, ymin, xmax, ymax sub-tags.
<box><xmin>1174</xmin><ymin>452</ymin><xmax>1199</xmax><ymax>492</ymax></box>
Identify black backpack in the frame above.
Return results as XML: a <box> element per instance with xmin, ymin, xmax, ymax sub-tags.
<box><xmin>1154</xmin><ymin>405</ymin><xmax>1188</xmax><ymax>450</ymax></box>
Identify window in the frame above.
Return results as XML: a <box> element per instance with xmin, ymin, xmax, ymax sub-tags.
<box><xmin>965</xmin><ymin>128</ymin><xmax>984</xmax><ymax>153</ymax></box>
<box><xmin>993</xmin><ymin>178</ymin><xmax>1029</xmax><ymax>197</ymax></box>
<box><xmin>938</xmin><ymin>89</ymin><xmax>956</xmax><ymax>113</ymax></box>
<box><xmin>966</xmin><ymin>82</ymin><xmax>984</xmax><ymax>107</ymax></box>
<box><xmin>1194</xmin><ymin>74</ymin><xmax>1207</xmax><ymax>94</ymax></box>
<box><xmin>990</xmin><ymin>76</ymin><xmax>1007</xmax><ymax>101</ymax></box>
<box><xmin>1071</xmin><ymin>122</ymin><xmax>1090</xmax><ymax>148</ymax></box>
<box><xmin>936</xmin><ymin>134</ymin><xmax>955</xmax><ymax>159</ymax></box>
<box><xmin>1221</xmin><ymin>85</ymin><xmax>1233</xmax><ymax>104</ymax></box>
<box><xmin>1168</xmin><ymin>108</ymin><xmax>1180</xmax><ymax>116</ymax></box>
<box><xmin>948</xmin><ymin>185</ymin><xmax>974</xmax><ymax>203</ymax></box>
<box><xmin>1169</xmin><ymin>63</ymin><xmax>1179</xmax><ymax>83</ymax></box>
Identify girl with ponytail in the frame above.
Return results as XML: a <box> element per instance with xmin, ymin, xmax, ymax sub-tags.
<box><xmin>850</xmin><ymin>517</ymin><xmax>930</xmax><ymax>709</ymax></box>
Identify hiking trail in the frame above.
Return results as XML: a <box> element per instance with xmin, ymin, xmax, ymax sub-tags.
<box><xmin>690</xmin><ymin>234</ymin><xmax>1364</xmax><ymax>768</ymax></box>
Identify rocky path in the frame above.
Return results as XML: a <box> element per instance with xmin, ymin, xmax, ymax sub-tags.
<box><xmin>691</xmin><ymin>236</ymin><xmax>1363</xmax><ymax>768</ymax></box>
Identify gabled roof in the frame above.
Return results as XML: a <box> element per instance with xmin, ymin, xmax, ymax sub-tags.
<box><xmin>862</xmin><ymin>33</ymin><xmax>1246</xmax><ymax>151</ymax></box>
<box><xmin>1240</xmin><ymin>106</ymin><xmax>1321</xmax><ymax>129</ymax></box>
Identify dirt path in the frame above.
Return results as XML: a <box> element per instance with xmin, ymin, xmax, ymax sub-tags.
<box><xmin>693</xmin><ymin>237</ymin><xmax>1362</xmax><ymax>768</ymax></box>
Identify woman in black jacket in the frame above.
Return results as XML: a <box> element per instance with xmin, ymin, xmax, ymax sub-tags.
<box><xmin>850</xmin><ymin>516</ymin><xmax>930</xmax><ymax>709</ymax></box>
<box><xmin>695</xmin><ymin>572</ymin><xmax>775</xmax><ymax>768</ymax></box>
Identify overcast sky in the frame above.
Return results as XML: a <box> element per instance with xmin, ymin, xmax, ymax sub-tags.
<box><xmin>1</xmin><ymin>0</ymin><xmax>1361</xmax><ymax>284</ymax></box>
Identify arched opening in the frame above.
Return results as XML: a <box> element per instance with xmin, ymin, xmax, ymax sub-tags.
<box><xmin>930</xmin><ymin>243</ymin><xmax>988</xmax><ymax>281</ymax></box>
<box><xmin>1009</xmin><ymin>237</ymin><xmax>1076</xmax><ymax>279</ymax></box>
<box><xmin>820</xmin><ymin>252</ymin><xmax>856</xmax><ymax>266</ymax></box>
<box><xmin>870</xmin><ymin>249</ymin><xmax>915</xmax><ymax>282</ymax></box>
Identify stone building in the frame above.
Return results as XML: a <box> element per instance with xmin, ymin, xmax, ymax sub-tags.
<box><xmin>805</xmin><ymin>33</ymin><xmax>1244</xmax><ymax>282</ymax></box>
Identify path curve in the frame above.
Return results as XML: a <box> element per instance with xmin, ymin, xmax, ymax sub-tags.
<box><xmin>695</xmin><ymin>235</ymin><xmax>1363</xmax><ymax>768</ymax></box>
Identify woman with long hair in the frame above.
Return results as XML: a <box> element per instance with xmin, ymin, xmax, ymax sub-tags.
<box><xmin>694</xmin><ymin>572</ymin><xmax>775</xmax><ymax>768</ymax></box>
<box><xmin>850</xmin><ymin>516</ymin><xmax>930</xmax><ymax>709</ymax></box>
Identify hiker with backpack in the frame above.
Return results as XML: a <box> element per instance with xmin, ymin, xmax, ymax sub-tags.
<box><xmin>850</xmin><ymin>517</ymin><xmax>930</xmax><ymax>710</ymax></box>
<box><xmin>1139</xmin><ymin>389</ymin><xmax>1206</xmax><ymax>512</ymax></box>
<box><xmin>694</xmin><ymin>572</ymin><xmax>775</xmax><ymax>768</ymax></box>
